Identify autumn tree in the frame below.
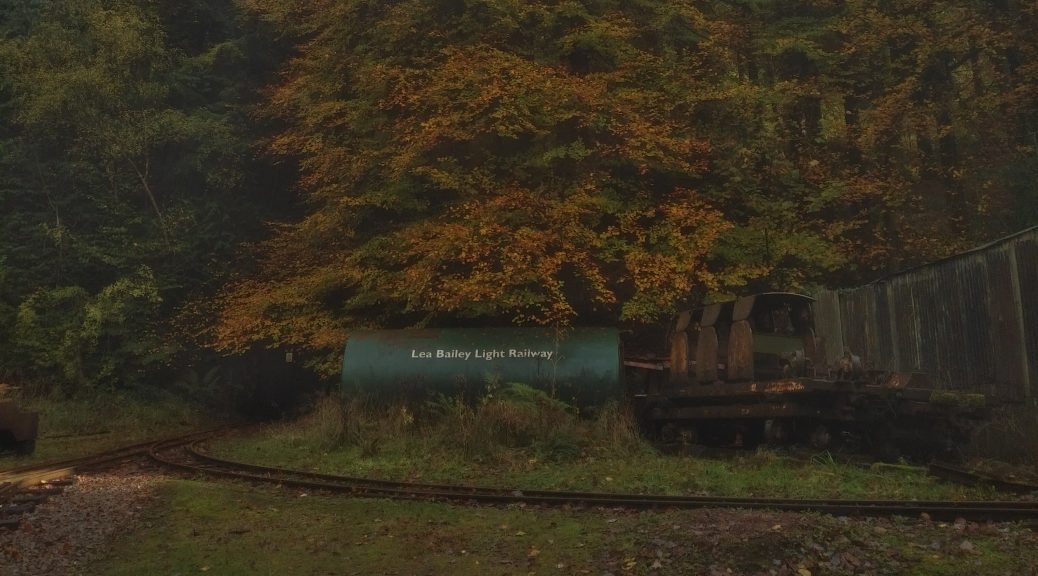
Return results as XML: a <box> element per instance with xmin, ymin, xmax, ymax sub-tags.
<box><xmin>6</xmin><ymin>0</ymin><xmax>1034</xmax><ymax>385</ymax></box>
<box><xmin>214</xmin><ymin>0</ymin><xmax>742</xmax><ymax>371</ymax></box>
<box><xmin>689</xmin><ymin>0</ymin><xmax>1034</xmax><ymax>280</ymax></box>
<box><xmin>215</xmin><ymin>0</ymin><xmax>1038</xmax><ymax>373</ymax></box>
<box><xmin>829</xmin><ymin>0</ymin><xmax>1038</xmax><ymax>271</ymax></box>
<box><xmin>0</xmin><ymin>0</ymin><xmax>276</xmax><ymax>392</ymax></box>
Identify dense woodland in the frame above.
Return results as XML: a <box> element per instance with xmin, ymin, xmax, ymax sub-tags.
<box><xmin>1</xmin><ymin>0</ymin><xmax>1036</xmax><ymax>390</ymax></box>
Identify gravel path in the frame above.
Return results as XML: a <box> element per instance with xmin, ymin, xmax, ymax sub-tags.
<box><xmin>0</xmin><ymin>467</ymin><xmax>166</xmax><ymax>576</ymax></box>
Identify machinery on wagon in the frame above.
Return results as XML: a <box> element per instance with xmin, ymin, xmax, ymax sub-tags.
<box><xmin>625</xmin><ymin>291</ymin><xmax>987</xmax><ymax>457</ymax></box>
<box><xmin>627</xmin><ymin>225</ymin><xmax>1036</xmax><ymax>457</ymax></box>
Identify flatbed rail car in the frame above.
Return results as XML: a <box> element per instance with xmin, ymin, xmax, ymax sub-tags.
<box><xmin>624</xmin><ymin>293</ymin><xmax>986</xmax><ymax>455</ymax></box>
<box><xmin>625</xmin><ymin>225</ymin><xmax>1038</xmax><ymax>456</ymax></box>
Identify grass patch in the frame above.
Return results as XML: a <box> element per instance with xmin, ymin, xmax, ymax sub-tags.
<box><xmin>209</xmin><ymin>392</ymin><xmax>1001</xmax><ymax>501</ymax></box>
<box><xmin>86</xmin><ymin>479</ymin><xmax>604</xmax><ymax>576</ymax></box>
<box><xmin>84</xmin><ymin>479</ymin><xmax>1038</xmax><ymax>576</ymax></box>
<box><xmin>0</xmin><ymin>391</ymin><xmax>217</xmax><ymax>469</ymax></box>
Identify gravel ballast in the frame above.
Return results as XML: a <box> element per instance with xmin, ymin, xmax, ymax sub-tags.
<box><xmin>0</xmin><ymin>469</ymin><xmax>165</xmax><ymax>576</ymax></box>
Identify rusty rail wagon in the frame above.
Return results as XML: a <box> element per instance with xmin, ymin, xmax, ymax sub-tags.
<box><xmin>626</xmin><ymin>225</ymin><xmax>1037</xmax><ymax>457</ymax></box>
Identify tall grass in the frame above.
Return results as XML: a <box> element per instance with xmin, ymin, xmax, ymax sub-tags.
<box><xmin>967</xmin><ymin>402</ymin><xmax>1038</xmax><ymax>469</ymax></box>
<box><xmin>295</xmin><ymin>383</ymin><xmax>646</xmax><ymax>465</ymax></box>
<box><xmin>22</xmin><ymin>391</ymin><xmax>208</xmax><ymax>438</ymax></box>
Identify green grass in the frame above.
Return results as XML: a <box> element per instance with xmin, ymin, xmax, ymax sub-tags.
<box><xmin>208</xmin><ymin>394</ymin><xmax>1001</xmax><ymax>501</ymax></box>
<box><xmin>86</xmin><ymin>479</ymin><xmax>605</xmax><ymax>576</ymax></box>
<box><xmin>84</xmin><ymin>479</ymin><xmax>1038</xmax><ymax>576</ymax></box>
<box><xmin>0</xmin><ymin>391</ymin><xmax>218</xmax><ymax>469</ymax></box>
<box><xmin>213</xmin><ymin>434</ymin><xmax>998</xmax><ymax>500</ymax></box>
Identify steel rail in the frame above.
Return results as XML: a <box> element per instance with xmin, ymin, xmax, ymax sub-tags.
<box><xmin>184</xmin><ymin>445</ymin><xmax>1037</xmax><ymax>509</ymax></box>
<box><xmin>0</xmin><ymin>428</ymin><xmax>222</xmax><ymax>487</ymax></box>
<box><xmin>0</xmin><ymin>430</ymin><xmax>221</xmax><ymax>530</ymax></box>
<box><xmin>146</xmin><ymin>443</ymin><xmax>1038</xmax><ymax>522</ymax></box>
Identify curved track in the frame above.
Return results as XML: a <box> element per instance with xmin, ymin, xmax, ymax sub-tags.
<box><xmin>151</xmin><ymin>442</ymin><xmax>1038</xmax><ymax>523</ymax></box>
<box><xmin>0</xmin><ymin>429</ymin><xmax>221</xmax><ymax>487</ymax></box>
<box><xmin>0</xmin><ymin>429</ymin><xmax>221</xmax><ymax>530</ymax></box>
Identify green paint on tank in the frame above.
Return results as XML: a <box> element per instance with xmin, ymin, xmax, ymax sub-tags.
<box><xmin>340</xmin><ymin>328</ymin><xmax>623</xmax><ymax>407</ymax></box>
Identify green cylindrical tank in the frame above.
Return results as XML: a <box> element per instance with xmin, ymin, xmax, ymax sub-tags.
<box><xmin>340</xmin><ymin>328</ymin><xmax>623</xmax><ymax>407</ymax></box>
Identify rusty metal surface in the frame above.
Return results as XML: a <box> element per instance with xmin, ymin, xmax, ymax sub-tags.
<box><xmin>695</xmin><ymin>327</ymin><xmax>719</xmax><ymax>382</ymax></box>
<box><xmin>666</xmin><ymin>402</ymin><xmax>838</xmax><ymax>421</ymax></box>
<box><xmin>815</xmin><ymin>226</ymin><xmax>1038</xmax><ymax>401</ymax></box>
<box><xmin>669</xmin><ymin>331</ymin><xmax>689</xmax><ymax>384</ymax></box>
<box><xmin>726</xmin><ymin>321</ymin><xmax>754</xmax><ymax>381</ymax></box>
<box><xmin>668</xmin><ymin>378</ymin><xmax>843</xmax><ymax>399</ymax></box>
<box><xmin>700</xmin><ymin>303</ymin><xmax>724</xmax><ymax>327</ymax></box>
<box><xmin>732</xmin><ymin>295</ymin><xmax>755</xmax><ymax>322</ymax></box>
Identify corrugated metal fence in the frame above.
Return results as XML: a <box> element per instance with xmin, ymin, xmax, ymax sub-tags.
<box><xmin>815</xmin><ymin>226</ymin><xmax>1038</xmax><ymax>401</ymax></box>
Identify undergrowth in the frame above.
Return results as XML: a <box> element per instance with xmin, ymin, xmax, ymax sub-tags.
<box><xmin>1</xmin><ymin>390</ymin><xmax>214</xmax><ymax>467</ymax></box>
<box><xmin>23</xmin><ymin>392</ymin><xmax>207</xmax><ymax>438</ymax></box>
<box><xmin>348</xmin><ymin>388</ymin><xmax>643</xmax><ymax>464</ymax></box>
<box><xmin>214</xmin><ymin>387</ymin><xmax>1003</xmax><ymax>501</ymax></box>
<box><xmin>966</xmin><ymin>401</ymin><xmax>1038</xmax><ymax>473</ymax></box>
<box><xmin>270</xmin><ymin>383</ymin><xmax>646</xmax><ymax>467</ymax></box>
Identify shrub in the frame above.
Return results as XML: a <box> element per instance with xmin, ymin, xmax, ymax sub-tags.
<box><xmin>967</xmin><ymin>402</ymin><xmax>1038</xmax><ymax>467</ymax></box>
<box><xmin>314</xmin><ymin>383</ymin><xmax>649</xmax><ymax>465</ymax></box>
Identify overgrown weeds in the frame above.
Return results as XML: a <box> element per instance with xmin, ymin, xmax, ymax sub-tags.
<box><xmin>1</xmin><ymin>390</ymin><xmax>213</xmax><ymax>467</ymax></box>
<box><xmin>23</xmin><ymin>391</ymin><xmax>206</xmax><ymax>438</ymax></box>
<box><xmin>214</xmin><ymin>391</ymin><xmax>1003</xmax><ymax>499</ymax></box>
<box><xmin>967</xmin><ymin>402</ymin><xmax>1038</xmax><ymax>469</ymax></box>
<box><xmin>290</xmin><ymin>383</ymin><xmax>644</xmax><ymax>466</ymax></box>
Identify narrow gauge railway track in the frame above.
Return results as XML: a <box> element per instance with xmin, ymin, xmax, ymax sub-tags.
<box><xmin>151</xmin><ymin>442</ymin><xmax>1038</xmax><ymax>523</ymax></box>
<box><xmin>0</xmin><ymin>429</ymin><xmax>221</xmax><ymax>530</ymax></box>
<box><xmin>0</xmin><ymin>428</ymin><xmax>222</xmax><ymax>487</ymax></box>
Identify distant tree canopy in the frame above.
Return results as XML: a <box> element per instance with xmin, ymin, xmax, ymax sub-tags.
<box><xmin>214</xmin><ymin>0</ymin><xmax>733</xmax><ymax>362</ymax></box>
<box><xmin>213</xmin><ymin>0</ymin><xmax>1038</xmax><ymax>373</ymax></box>
<box><xmin>0</xmin><ymin>0</ymin><xmax>279</xmax><ymax>391</ymax></box>
<box><xmin>2</xmin><ymin>0</ymin><xmax>1037</xmax><ymax>385</ymax></box>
